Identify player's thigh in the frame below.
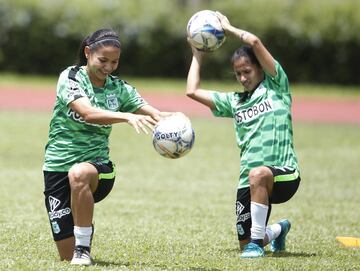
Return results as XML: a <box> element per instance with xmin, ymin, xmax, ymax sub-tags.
<box><xmin>68</xmin><ymin>162</ymin><xmax>99</xmax><ymax>193</ymax></box>
<box><xmin>266</xmin><ymin>166</ymin><xmax>301</xmax><ymax>204</ymax></box>
<box><xmin>89</xmin><ymin>161</ymin><xmax>116</xmax><ymax>203</ymax></box>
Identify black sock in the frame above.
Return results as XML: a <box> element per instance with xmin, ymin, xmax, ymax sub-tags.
<box><xmin>76</xmin><ymin>245</ymin><xmax>91</xmax><ymax>253</ymax></box>
<box><xmin>251</xmin><ymin>239</ymin><xmax>263</xmax><ymax>247</ymax></box>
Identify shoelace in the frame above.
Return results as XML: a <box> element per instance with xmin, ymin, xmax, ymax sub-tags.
<box><xmin>74</xmin><ymin>247</ymin><xmax>89</xmax><ymax>258</ymax></box>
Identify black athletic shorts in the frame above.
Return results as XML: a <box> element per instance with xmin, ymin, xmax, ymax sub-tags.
<box><xmin>236</xmin><ymin>166</ymin><xmax>300</xmax><ymax>241</ymax></box>
<box><xmin>43</xmin><ymin>161</ymin><xmax>116</xmax><ymax>241</ymax></box>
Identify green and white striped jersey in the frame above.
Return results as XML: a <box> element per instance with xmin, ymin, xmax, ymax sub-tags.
<box><xmin>211</xmin><ymin>61</ymin><xmax>299</xmax><ymax>188</ymax></box>
<box><xmin>43</xmin><ymin>66</ymin><xmax>147</xmax><ymax>172</ymax></box>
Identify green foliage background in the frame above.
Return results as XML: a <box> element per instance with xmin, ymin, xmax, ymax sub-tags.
<box><xmin>1</xmin><ymin>0</ymin><xmax>360</xmax><ymax>84</ymax></box>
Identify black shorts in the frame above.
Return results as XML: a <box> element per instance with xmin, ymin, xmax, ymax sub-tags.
<box><xmin>43</xmin><ymin>161</ymin><xmax>116</xmax><ymax>241</ymax></box>
<box><xmin>236</xmin><ymin>166</ymin><xmax>300</xmax><ymax>241</ymax></box>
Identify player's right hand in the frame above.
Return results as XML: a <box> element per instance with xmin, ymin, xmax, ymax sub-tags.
<box><xmin>126</xmin><ymin>113</ymin><xmax>157</xmax><ymax>134</ymax></box>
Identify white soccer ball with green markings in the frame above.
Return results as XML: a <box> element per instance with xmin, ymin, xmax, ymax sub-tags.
<box><xmin>187</xmin><ymin>10</ymin><xmax>226</xmax><ymax>52</ymax></box>
<box><xmin>152</xmin><ymin>113</ymin><xmax>195</xmax><ymax>159</ymax></box>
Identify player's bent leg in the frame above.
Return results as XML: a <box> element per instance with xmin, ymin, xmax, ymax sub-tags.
<box><xmin>68</xmin><ymin>163</ymin><xmax>98</xmax><ymax>265</ymax></box>
<box><xmin>44</xmin><ymin>171</ymin><xmax>77</xmax><ymax>262</ymax></box>
<box><xmin>240</xmin><ymin>167</ymin><xmax>274</xmax><ymax>258</ymax></box>
<box><xmin>269</xmin><ymin>219</ymin><xmax>291</xmax><ymax>252</ymax></box>
<box><xmin>67</xmin><ymin>161</ymin><xmax>114</xmax><ymax>265</ymax></box>
<box><xmin>265</xmin><ymin>166</ymin><xmax>300</xmax><ymax>253</ymax></box>
<box><xmin>56</xmin><ymin>236</ymin><xmax>75</xmax><ymax>261</ymax></box>
<box><xmin>236</xmin><ymin>188</ymin><xmax>252</xmax><ymax>251</ymax></box>
<box><xmin>248</xmin><ymin>166</ymin><xmax>274</xmax><ymax>204</ymax></box>
<box><xmin>68</xmin><ymin>162</ymin><xmax>98</xmax><ymax>226</ymax></box>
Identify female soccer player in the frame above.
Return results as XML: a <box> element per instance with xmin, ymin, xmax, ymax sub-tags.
<box><xmin>186</xmin><ymin>12</ymin><xmax>301</xmax><ymax>258</ymax></box>
<box><xmin>43</xmin><ymin>28</ymin><xmax>169</xmax><ymax>265</ymax></box>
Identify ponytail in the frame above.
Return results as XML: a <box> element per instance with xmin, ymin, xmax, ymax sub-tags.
<box><xmin>76</xmin><ymin>35</ymin><xmax>90</xmax><ymax>66</ymax></box>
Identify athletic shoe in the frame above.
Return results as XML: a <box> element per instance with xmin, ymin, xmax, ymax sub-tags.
<box><xmin>70</xmin><ymin>246</ymin><xmax>92</xmax><ymax>266</ymax></box>
<box><xmin>240</xmin><ymin>242</ymin><xmax>265</xmax><ymax>258</ymax></box>
<box><xmin>270</xmin><ymin>219</ymin><xmax>291</xmax><ymax>253</ymax></box>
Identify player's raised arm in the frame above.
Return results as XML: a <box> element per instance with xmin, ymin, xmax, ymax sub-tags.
<box><xmin>186</xmin><ymin>45</ymin><xmax>215</xmax><ymax>110</ymax></box>
<box><xmin>216</xmin><ymin>11</ymin><xmax>276</xmax><ymax>77</ymax></box>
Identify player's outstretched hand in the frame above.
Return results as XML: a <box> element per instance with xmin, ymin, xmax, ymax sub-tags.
<box><xmin>126</xmin><ymin>113</ymin><xmax>157</xmax><ymax>134</ymax></box>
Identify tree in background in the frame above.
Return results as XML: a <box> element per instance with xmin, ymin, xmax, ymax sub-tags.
<box><xmin>0</xmin><ymin>0</ymin><xmax>359</xmax><ymax>84</ymax></box>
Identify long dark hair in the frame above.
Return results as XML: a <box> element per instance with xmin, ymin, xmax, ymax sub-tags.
<box><xmin>76</xmin><ymin>28</ymin><xmax>121</xmax><ymax>66</ymax></box>
<box><xmin>231</xmin><ymin>45</ymin><xmax>260</xmax><ymax>67</ymax></box>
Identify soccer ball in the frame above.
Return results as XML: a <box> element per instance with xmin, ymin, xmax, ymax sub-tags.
<box><xmin>152</xmin><ymin>113</ymin><xmax>195</xmax><ymax>159</ymax></box>
<box><xmin>187</xmin><ymin>10</ymin><xmax>226</xmax><ymax>52</ymax></box>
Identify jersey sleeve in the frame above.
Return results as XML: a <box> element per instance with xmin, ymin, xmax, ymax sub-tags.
<box><xmin>57</xmin><ymin>68</ymin><xmax>87</xmax><ymax>106</ymax></box>
<box><xmin>265</xmin><ymin>61</ymin><xmax>289</xmax><ymax>93</ymax></box>
<box><xmin>265</xmin><ymin>60</ymin><xmax>292</xmax><ymax>105</ymax></box>
<box><xmin>210</xmin><ymin>91</ymin><xmax>234</xmax><ymax>118</ymax></box>
<box><xmin>118</xmin><ymin>83</ymin><xmax>148</xmax><ymax>113</ymax></box>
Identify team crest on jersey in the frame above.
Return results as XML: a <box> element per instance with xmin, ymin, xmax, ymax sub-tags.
<box><xmin>105</xmin><ymin>93</ymin><xmax>119</xmax><ymax>110</ymax></box>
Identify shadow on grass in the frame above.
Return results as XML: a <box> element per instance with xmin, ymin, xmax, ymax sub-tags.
<box><xmin>93</xmin><ymin>259</ymin><xmax>131</xmax><ymax>267</ymax></box>
<box><xmin>93</xmin><ymin>259</ymin><xmax>222</xmax><ymax>271</ymax></box>
<box><xmin>267</xmin><ymin>251</ymin><xmax>317</xmax><ymax>258</ymax></box>
<box><xmin>222</xmin><ymin>248</ymin><xmax>316</xmax><ymax>258</ymax></box>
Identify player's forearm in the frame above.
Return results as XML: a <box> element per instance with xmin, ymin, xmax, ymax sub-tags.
<box><xmin>81</xmin><ymin>107</ymin><xmax>131</xmax><ymax>125</ymax></box>
<box><xmin>226</xmin><ymin>26</ymin><xmax>276</xmax><ymax>76</ymax></box>
<box><xmin>186</xmin><ymin>56</ymin><xmax>202</xmax><ymax>98</ymax></box>
<box><xmin>135</xmin><ymin>105</ymin><xmax>164</xmax><ymax>121</ymax></box>
<box><xmin>226</xmin><ymin>25</ymin><xmax>260</xmax><ymax>47</ymax></box>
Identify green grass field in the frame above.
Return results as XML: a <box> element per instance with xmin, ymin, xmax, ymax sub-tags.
<box><xmin>0</xmin><ymin>109</ymin><xmax>359</xmax><ymax>271</ymax></box>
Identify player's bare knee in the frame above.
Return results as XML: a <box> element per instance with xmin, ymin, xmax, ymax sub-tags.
<box><xmin>249</xmin><ymin>167</ymin><xmax>269</xmax><ymax>187</ymax></box>
<box><xmin>249</xmin><ymin>167</ymin><xmax>262</xmax><ymax>183</ymax></box>
<box><xmin>68</xmin><ymin>165</ymin><xmax>87</xmax><ymax>189</ymax></box>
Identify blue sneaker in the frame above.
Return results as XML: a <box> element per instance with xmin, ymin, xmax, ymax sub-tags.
<box><xmin>270</xmin><ymin>219</ymin><xmax>291</xmax><ymax>252</ymax></box>
<box><xmin>240</xmin><ymin>242</ymin><xmax>265</xmax><ymax>258</ymax></box>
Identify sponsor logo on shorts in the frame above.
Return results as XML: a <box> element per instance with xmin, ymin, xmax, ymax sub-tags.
<box><xmin>237</xmin><ymin>212</ymin><xmax>251</xmax><ymax>223</ymax></box>
<box><xmin>49</xmin><ymin>196</ymin><xmax>60</xmax><ymax>212</ymax></box>
<box><xmin>48</xmin><ymin>196</ymin><xmax>71</xmax><ymax>221</ymax></box>
<box><xmin>236</xmin><ymin>201</ymin><xmax>245</xmax><ymax>215</ymax></box>
<box><xmin>273</xmin><ymin>166</ymin><xmax>294</xmax><ymax>173</ymax></box>
<box><xmin>236</xmin><ymin>201</ymin><xmax>250</xmax><ymax>223</ymax></box>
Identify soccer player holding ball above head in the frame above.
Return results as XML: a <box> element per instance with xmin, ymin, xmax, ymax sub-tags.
<box><xmin>186</xmin><ymin>11</ymin><xmax>301</xmax><ymax>258</ymax></box>
<box><xmin>43</xmin><ymin>29</ymin><xmax>171</xmax><ymax>265</ymax></box>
